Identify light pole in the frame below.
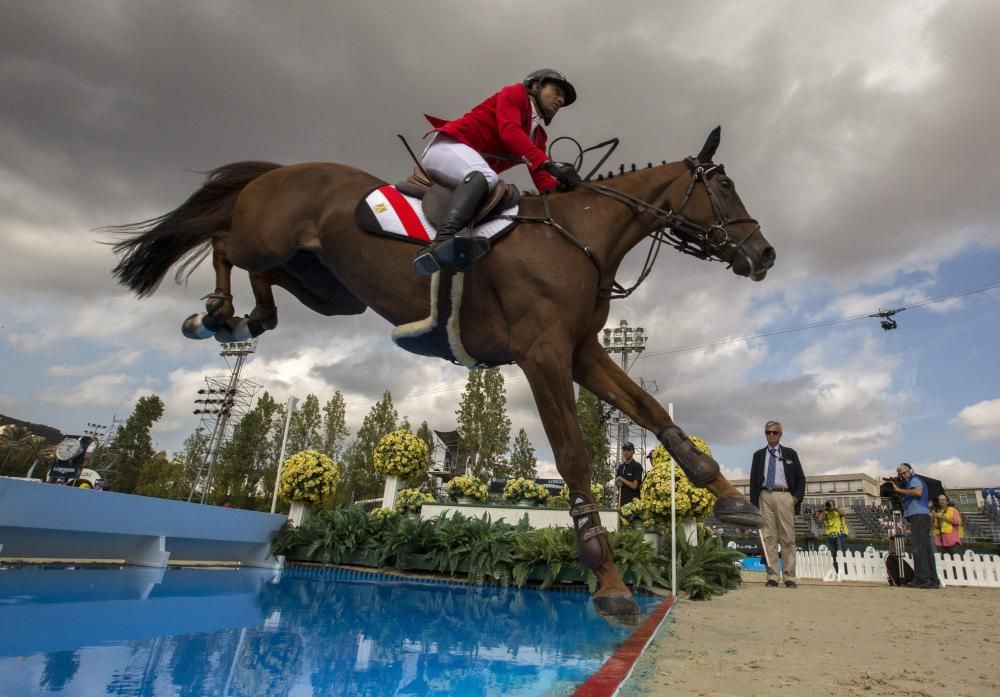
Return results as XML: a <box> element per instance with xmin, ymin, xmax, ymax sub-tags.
<box><xmin>601</xmin><ymin>319</ymin><xmax>647</xmax><ymax>464</ymax></box>
<box><xmin>270</xmin><ymin>395</ymin><xmax>299</xmax><ymax>514</ymax></box>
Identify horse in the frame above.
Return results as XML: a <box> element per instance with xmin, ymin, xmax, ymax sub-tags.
<box><xmin>111</xmin><ymin>126</ymin><xmax>775</xmax><ymax>624</ymax></box>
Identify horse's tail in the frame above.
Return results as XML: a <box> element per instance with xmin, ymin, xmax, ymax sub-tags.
<box><xmin>109</xmin><ymin>161</ymin><xmax>283</xmax><ymax>297</ymax></box>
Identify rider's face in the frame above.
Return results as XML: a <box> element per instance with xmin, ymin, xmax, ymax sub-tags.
<box><xmin>534</xmin><ymin>82</ymin><xmax>566</xmax><ymax>120</ymax></box>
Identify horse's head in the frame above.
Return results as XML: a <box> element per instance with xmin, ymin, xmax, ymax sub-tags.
<box><xmin>668</xmin><ymin>127</ymin><xmax>775</xmax><ymax>281</ymax></box>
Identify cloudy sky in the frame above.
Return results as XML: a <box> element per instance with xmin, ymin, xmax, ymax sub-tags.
<box><xmin>2</xmin><ymin>0</ymin><xmax>999</xmax><ymax>488</ymax></box>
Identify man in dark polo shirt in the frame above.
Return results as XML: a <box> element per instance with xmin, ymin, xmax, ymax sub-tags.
<box><xmin>615</xmin><ymin>442</ymin><xmax>643</xmax><ymax>508</ymax></box>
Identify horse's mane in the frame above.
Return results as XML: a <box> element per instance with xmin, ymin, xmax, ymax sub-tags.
<box><xmin>520</xmin><ymin>161</ymin><xmax>668</xmax><ymax>197</ymax></box>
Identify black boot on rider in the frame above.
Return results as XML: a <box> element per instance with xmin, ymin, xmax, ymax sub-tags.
<box><xmin>413</xmin><ymin>171</ymin><xmax>491</xmax><ymax>276</ymax></box>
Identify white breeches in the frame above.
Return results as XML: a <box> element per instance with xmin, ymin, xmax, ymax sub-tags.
<box><xmin>421</xmin><ymin>134</ymin><xmax>499</xmax><ymax>191</ymax></box>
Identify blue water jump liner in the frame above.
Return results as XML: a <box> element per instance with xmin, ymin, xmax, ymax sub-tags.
<box><xmin>285</xmin><ymin>563</ymin><xmax>661</xmax><ymax>596</ymax></box>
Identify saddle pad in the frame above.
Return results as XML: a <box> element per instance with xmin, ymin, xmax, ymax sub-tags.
<box><xmin>357</xmin><ymin>185</ymin><xmax>519</xmax><ymax>244</ymax></box>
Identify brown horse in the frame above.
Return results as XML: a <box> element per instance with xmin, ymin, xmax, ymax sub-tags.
<box><xmin>111</xmin><ymin>127</ymin><xmax>774</xmax><ymax>624</ymax></box>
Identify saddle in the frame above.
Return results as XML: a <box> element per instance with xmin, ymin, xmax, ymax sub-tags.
<box><xmin>395</xmin><ymin>167</ymin><xmax>521</xmax><ymax>228</ymax></box>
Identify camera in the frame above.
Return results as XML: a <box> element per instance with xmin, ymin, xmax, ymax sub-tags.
<box><xmin>879</xmin><ymin>476</ymin><xmax>905</xmax><ymax>512</ymax></box>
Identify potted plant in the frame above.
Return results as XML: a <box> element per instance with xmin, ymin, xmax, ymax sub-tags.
<box><xmin>395</xmin><ymin>488</ymin><xmax>435</xmax><ymax>518</ymax></box>
<box><xmin>503</xmin><ymin>478</ymin><xmax>549</xmax><ymax>507</ymax></box>
<box><xmin>559</xmin><ymin>482</ymin><xmax>606</xmax><ymax>506</ymax></box>
<box><xmin>641</xmin><ymin>437</ymin><xmax>717</xmax><ymax>544</ymax></box>
<box><xmin>373</xmin><ymin>429</ymin><xmax>431</xmax><ymax>508</ymax></box>
<box><xmin>278</xmin><ymin>450</ymin><xmax>341</xmax><ymax>526</ymax></box>
<box><xmin>447</xmin><ymin>475</ymin><xmax>488</xmax><ymax>504</ymax></box>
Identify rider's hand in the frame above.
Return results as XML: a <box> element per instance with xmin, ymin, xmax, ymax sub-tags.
<box><xmin>542</xmin><ymin>160</ymin><xmax>581</xmax><ymax>189</ymax></box>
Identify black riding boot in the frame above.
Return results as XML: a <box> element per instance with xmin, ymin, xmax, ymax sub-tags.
<box><xmin>413</xmin><ymin>171</ymin><xmax>491</xmax><ymax>275</ymax></box>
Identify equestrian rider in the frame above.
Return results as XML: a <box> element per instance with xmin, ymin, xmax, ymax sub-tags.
<box><xmin>413</xmin><ymin>68</ymin><xmax>582</xmax><ymax>275</ymax></box>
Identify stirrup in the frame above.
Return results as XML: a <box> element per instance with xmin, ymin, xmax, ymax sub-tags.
<box><xmin>568</xmin><ymin>491</ymin><xmax>609</xmax><ymax>569</ymax></box>
<box><xmin>413</xmin><ymin>247</ymin><xmax>444</xmax><ymax>276</ymax></box>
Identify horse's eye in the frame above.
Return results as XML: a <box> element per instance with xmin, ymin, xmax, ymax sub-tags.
<box><xmin>720</xmin><ymin>179</ymin><xmax>732</xmax><ymax>190</ymax></box>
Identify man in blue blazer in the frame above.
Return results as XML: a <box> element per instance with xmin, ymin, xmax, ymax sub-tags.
<box><xmin>749</xmin><ymin>420</ymin><xmax>807</xmax><ymax>587</ymax></box>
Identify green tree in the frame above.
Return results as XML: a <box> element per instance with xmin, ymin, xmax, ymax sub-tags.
<box><xmin>260</xmin><ymin>401</ymin><xmax>292</xmax><ymax>511</ymax></box>
<box><xmin>105</xmin><ymin>395</ymin><xmax>165</xmax><ymax>494</ymax></box>
<box><xmin>412</xmin><ymin>420</ymin><xmax>436</xmax><ymax>489</ymax></box>
<box><xmin>340</xmin><ymin>391</ymin><xmax>399</xmax><ymax>502</ymax></box>
<box><xmin>576</xmin><ymin>388</ymin><xmax>612</xmax><ymax>488</ymax></box>
<box><xmin>456</xmin><ymin>368</ymin><xmax>512</xmax><ymax>481</ymax></box>
<box><xmin>321</xmin><ymin>391</ymin><xmax>350</xmax><ymax>460</ymax></box>
<box><xmin>0</xmin><ymin>425</ymin><xmax>38</xmax><ymax>476</ymax></box>
<box><xmin>135</xmin><ymin>451</ymin><xmax>188</xmax><ymax>499</ymax></box>
<box><xmin>508</xmin><ymin>428</ymin><xmax>537</xmax><ymax>480</ymax></box>
<box><xmin>210</xmin><ymin>392</ymin><xmax>281</xmax><ymax>509</ymax></box>
<box><xmin>286</xmin><ymin>394</ymin><xmax>323</xmax><ymax>456</ymax></box>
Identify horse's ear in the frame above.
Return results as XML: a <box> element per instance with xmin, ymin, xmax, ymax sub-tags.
<box><xmin>697</xmin><ymin>126</ymin><xmax>722</xmax><ymax>163</ymax></box>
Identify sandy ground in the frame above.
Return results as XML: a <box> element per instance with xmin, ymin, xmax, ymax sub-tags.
<box><xmin>622</xmin><ymin>572</ymin><xmax>1000</xmax><ymax>697</ymax></box>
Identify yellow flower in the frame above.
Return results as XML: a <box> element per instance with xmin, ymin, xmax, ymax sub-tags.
<box><xmin>373</xmin><ymin>430</ymin><xmax>430</xmax><ymax>482</ymax></box>
<box><xmin>279</xmin><ymin>450</ymin><xmax>341</xmax><ymax>505</ymax></box>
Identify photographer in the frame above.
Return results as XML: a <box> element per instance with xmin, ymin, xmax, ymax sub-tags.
<box><xmin>821</xmin><ymin>500</ymin><xmax>849</xmax><ymax>573</ymax></box>
<box><xmin>889</xmin><ymin>463</ymin><xmax>940</xmax><ymax>589</ymax></box>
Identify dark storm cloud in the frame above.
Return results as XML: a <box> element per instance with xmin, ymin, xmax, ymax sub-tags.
<box><xmin>3</xmin><ymin>1</ymin><xmax>998</xmax><ymax>462</ymax></box>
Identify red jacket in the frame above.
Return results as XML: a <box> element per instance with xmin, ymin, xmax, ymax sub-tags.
<box><xmin>425</xmin><ymin>83</ymin><xmax>558</xmax><ymax>193</ymax></box>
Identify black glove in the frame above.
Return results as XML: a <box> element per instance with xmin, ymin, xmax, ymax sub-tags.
<box><xmin>542</xmin><ymin>160</ymin><xmax>581</xmax><ymax>188</ymax></box>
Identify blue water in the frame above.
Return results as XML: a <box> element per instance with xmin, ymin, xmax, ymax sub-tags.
<box><xmin>0</xmin><ymin>565</ymin><xmax>661</xmax><ymax>696</ymax></box>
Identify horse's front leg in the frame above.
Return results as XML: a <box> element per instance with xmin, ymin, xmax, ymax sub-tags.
<box><xmin>517</xmin><ymin>336</ymin><xmax>641</xmax><ymax>626</ymax></box>
<box><xmin>573</xmin><ymin>339</ymin><xmax>764</xmax><ymax>528</ymax></box>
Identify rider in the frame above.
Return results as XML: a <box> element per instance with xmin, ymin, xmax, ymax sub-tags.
<box><xmin>413</xmin><ymin>68</ymin><xmax>582</xmax><ymax>275</ymax></box>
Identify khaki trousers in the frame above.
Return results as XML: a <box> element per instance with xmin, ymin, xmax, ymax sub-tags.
<box><xmin>760</xmin><ymin>489</ymin><xmax>797</xmax><ymax>582</ymax></box>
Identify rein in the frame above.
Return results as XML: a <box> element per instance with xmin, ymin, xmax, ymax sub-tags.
<box><xmin>504</xmin><ymin>157</ymin><xmax>761</xmax><ymax>300</ymax></box>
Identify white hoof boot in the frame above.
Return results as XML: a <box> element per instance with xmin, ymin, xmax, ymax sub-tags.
<box><xmin>182</xmin><ymin>313</ymin><xmax>214</xmax><ymax>340</ymax></box>
<box><xmin>214</xmin><ymin>317</ymin><xmax>253</xmax><ymax>342</ymax></box>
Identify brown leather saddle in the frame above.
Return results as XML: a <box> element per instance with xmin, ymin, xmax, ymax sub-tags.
<box><xmin>394</xmin><ymin>168</ymin><xmax>521</xmax><ymax>228</ymax></box>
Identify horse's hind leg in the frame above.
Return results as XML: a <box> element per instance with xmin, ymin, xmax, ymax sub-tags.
<box><xmin>573</xmin><ymin>338</ymin><xmax>764</xmax><ymax>528</ymax></box>
<box><xmin>518</xmin><ymin>336</ymin><xmax>641</xmax><ymax>626</ymax></box>
<box><xmin>182</xmin><ymin>235</ymin><xmax>252</xmax><ymax>341</ymax></box>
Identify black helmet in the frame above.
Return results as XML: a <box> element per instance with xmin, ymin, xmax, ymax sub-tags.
<box><xmin>522</xmin><ymin>68</ymin><xmax>577</xmax><ymax>106</ymax></box>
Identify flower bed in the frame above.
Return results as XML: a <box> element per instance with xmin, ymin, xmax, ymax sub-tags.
<box><xmin>503</xmin><ymin>478</ymin><xmax>549</xmax><ymax>503</ymax></box>
<box><xmin>446</xmin><ymin>475</ymin><xmax>488</xmax><ymax>502</ymax></box>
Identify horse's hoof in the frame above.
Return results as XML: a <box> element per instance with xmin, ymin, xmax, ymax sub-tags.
<box><xmin>713</xmin><ymin>496</ymin><xmax>764</xmax><ymax>528</ymax></box>
<box><xmin>214</xmin><ymin>317</ymin><xmax>253</xmax><ymax>343</ymax></box>
<box><xmin>593</xmin><ymin>594</ymin><xmax>642</xmax><ymax>627</ymax></box>
<box><xmin>181</xmin><ymin>313</ymin><xmax>214</xmax><ymax>340</ymax></box>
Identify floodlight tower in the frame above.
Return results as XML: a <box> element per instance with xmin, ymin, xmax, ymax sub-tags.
<box><xmin>187</xmin><ymin>340</ymin><xmax>262</xmax><ymax>503</ymax></box>
<box><xmin>601</xmin><ymin>320</ymin><xmax>653</xmax><ymax>465</ymax></box>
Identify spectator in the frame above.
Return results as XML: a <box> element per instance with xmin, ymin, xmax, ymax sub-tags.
<box><xmin>932</xmin><ymin>494</ymin><xmax>964</xmax><ymax>555</ymax></box>
<box><xmin>749</xmin><ymin>420</ymin><xmax>806</xmax><ymax>589</ymax></box>
<box><xmin>821</xmin><ymin>501</ymin><xmax>849</xmax><ymax>573</ymax></box>
<box><xmin>890</xmin><ymin>463</ymin><xmax>940</xmax><ymax>589</ymax></box>
<box><xmin>614</xmin><ymin>442</ymin><xmax>642</xmax><ymax>508</ymax></box>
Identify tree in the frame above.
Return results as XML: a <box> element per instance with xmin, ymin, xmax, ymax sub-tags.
<box><xmin>576</xmin><ymin>387</ymin><xmax>612</xmax><ymax>489</ymax></box>
<box><xmin>135</xmin><ymin>451</ymin><xmax>188</xmax><ymax>500</ymax></box>
<box><xmin>286</xmin><ymin>394</ymin><xmax>323</xmax><ymax>456</ymax></box>
<box><xmin>321</xmin><ymin>391</ymin><xmax>350</xmax><ymax>461</ymax></box>
<box><xmin>176</xmin><ymin>427</ymin><xmax>211</xmax><ymax>500</ymax></box>
<box><xmin>508</xmin><ymin>428</ymin><xmax>537</xmax><ymax>480</ymax></box>
<box><xmin>0</xmin><ymin>425</ymin><xmax>38</xmax><ymax>476</ymax></box>
<box><xmin>340</xmin><ymin>391</ymin><xmax>399</xmax><ymax>502</ymax></box>
<box><xmin>456</xmin><ymin>368</ymin><xmax>511</xmax><ymax>481</ymax></box>
<box><xmin>412</xmin><ymin>420</ymin><xmax>436</xmax><ymax>489</ymax></box>
<box><xmin>105</xmin><ymin>395</ymin><xmax>165</xmax><ymax>494</ymax></box>
<box><xmin>209</xmin><ymin>392</ymin><xmax>281</xmax><ymax>509</ymax></box>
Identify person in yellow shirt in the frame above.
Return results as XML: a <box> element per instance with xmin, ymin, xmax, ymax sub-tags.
<box><xmin>932</xmin><ymin>494</ymin><xmax>964</xmax><ymax>555</ymax></box>
<box><xmin>822</xmin><ymin>500</ymin><xmax>849</xmax><ymax>574</ymax></box>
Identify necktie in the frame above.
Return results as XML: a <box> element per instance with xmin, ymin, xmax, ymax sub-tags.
<box><xmin>765</xmin><ymin>449</ymin><xmax>776</xmax><ymax>490</ymax></box>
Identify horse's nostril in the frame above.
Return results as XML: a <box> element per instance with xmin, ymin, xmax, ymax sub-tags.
<box><xmin>761</xmin><ymin>246</ymin><xmax>776</xmax><ymax>267</ymax></box>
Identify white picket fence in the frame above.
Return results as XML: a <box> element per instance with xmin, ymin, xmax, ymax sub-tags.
<box><xmin>796</xmin><ymin>547</ymin><xmax>1000</xmax><ymax>587</ymax></box>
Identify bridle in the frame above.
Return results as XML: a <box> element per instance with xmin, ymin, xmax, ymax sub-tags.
<box><xmin>570</xmin><ymin>157</ymin><xmax>762</xmax><ymax>299</ymax></box>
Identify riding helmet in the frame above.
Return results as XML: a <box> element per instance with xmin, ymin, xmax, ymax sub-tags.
<box><xmin>522</xmin><ymin>68</ymin><xmax>577</xmax><ymax>106</ymax></box>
